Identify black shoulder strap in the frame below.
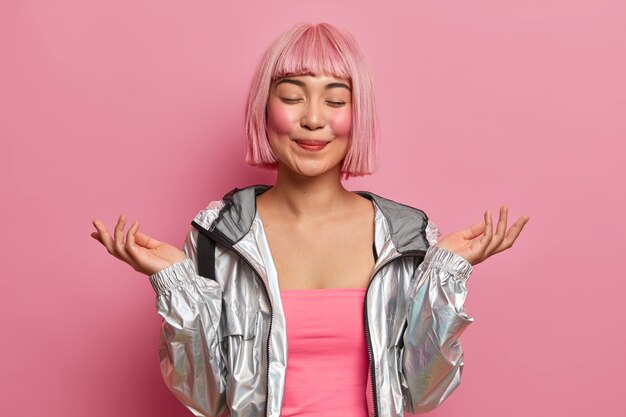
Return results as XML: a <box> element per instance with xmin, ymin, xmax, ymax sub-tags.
<box><xmin>372</xmin><ymin>242</ymin><xmax>379</xmax><ymax>262</ymax></box>
<box><xmin>196</xmin><ymin>232</ymin><xmax>216</xmax><ymax>280</ymax></box>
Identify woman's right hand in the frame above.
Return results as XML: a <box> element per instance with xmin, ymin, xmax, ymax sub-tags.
<box><xmin>91</xmin><ymin>214</ymin><xmax>188</xmax><ymax>276</ymax></box>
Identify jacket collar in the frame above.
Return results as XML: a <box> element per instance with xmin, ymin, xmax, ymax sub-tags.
<box><xmin>202</xmin><ymin>184</ymin><xmax>429</xmax><ymax>255</ymax></box>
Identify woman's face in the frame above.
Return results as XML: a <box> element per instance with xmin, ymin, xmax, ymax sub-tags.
<box><xmin>266</xmin><ymin>73</ymin><xmax>352</xmax><ymax>178</ymax></box>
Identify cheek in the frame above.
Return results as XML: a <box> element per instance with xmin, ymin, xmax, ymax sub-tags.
<box><xmin>327</xmin><ymin>109</ymin><xmax>352</xmax><ymax>138</ymax></box>
<box><xmin>266</xmin><ymin>102</ymin><xmax>295</xmax><ymax>136</ymax></box>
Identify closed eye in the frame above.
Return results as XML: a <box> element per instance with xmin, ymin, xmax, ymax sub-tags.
<box><xmin>280</xmin><ymin>97</ymin><xmax>302</xmax><ymax>104</ymax></box>
<box><xmin>327</xmin><ymin>101</ymin><xmax>346</xmax><ymax>107</ymax></box>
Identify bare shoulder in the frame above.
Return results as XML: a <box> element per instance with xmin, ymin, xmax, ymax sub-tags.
<box><xmin>346</xmin><ymin>191</ymin><xmax>375</xmax><ymax>220</ymax></box>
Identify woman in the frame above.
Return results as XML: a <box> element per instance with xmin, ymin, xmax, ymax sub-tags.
<box><xmin>92</xmin><ymin>23</ymin><xmax>529</xmax><ymax>417</ymax></box>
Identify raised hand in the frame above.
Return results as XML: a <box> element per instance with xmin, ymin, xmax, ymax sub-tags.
<box><xmin>434</xmin><ymin>205</ymin><xmax>529</xmax><ymax>266</ymax></box>
<box><xmin>91</xmin><ymin>214</ymin><xmax>188</xmax><ymax>275</ymax></box>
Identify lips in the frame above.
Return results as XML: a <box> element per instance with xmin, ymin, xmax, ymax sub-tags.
<box><xmin>294</xmin><ymin>139</ymin><xmax>329</xmax><ymax>151</ymax></box>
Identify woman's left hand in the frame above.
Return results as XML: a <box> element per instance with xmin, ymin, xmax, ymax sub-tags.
<box><xmin>434</xmin><ymin>205</ymin><xmax>530</xmax><ymax>266</ymax></box>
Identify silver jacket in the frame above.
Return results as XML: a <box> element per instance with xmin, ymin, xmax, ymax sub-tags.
<box><xmin>148</xmin><ymin>184</ymin><xmax>474</xmax><ymax>417</ymax></box>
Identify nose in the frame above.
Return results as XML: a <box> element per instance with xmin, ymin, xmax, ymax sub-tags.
<box><xmin>300</xmin><ymin>101</ymin><xmax>325</xmax><ymax>130</ymax></box>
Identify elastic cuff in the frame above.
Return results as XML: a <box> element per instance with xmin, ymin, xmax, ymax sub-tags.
<box><xmin>149</xmin><ymin>258</ymin><xmax>197</xmax><ymax>294</ymax></box>
<box><xmin>424</xmin><ymin>245</ymin><xmax>473</xmax><ymax>280</ymax></box>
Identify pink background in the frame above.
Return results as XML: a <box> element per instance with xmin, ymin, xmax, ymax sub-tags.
<box><xmin>2</xmin><ymin>1</ymin><xmax>624</xmax><ymax>416</ymax></box>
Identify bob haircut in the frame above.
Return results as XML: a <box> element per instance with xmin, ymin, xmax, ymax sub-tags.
<box><xmin>245</xmin><ymin>22</ymin><xmax>378</xmax><ymax>178</ymax></box>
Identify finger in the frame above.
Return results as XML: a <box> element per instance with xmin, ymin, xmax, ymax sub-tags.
<box><xmin>92</xmin><ymin>219</ymin><xmax>116</xmax><ymax>255</ymax></box>
<box><xmin>493</xmin><ymin>215</ymin><xmax>530</xmax><ymax>254</ymax></box>
<box><xmin>113</xmin><ymin>214</ymin><xmax>126</xmax><ymax>253</ymax></box>
<box><xmin>479</xmin><ymin>210</ymin><xmax>493</xmax><ymax>249</ymax></box>
<box><xmin>134</xmin><ymin>231</ymin><xmax>164</xmax><ymax>249</ymax></box>
<box><xmin>495</xmin><ymin>205</ymin><xmax>508</xmax><ymax>238</ymax></box>
<box><xmin>486</xmin><ymin>205</ymin><xmax>508</xmax><ymax>255</ymax></box>
<box><xmin>459</xmin><ymin>218</ymin><xmax>487</xmax><ymax>240</ymax></box>
<box><xmin>113</xmin><ymin>214</ymin><xmax>134</xmax><ymax>263</ymax></box>
<box><xmin>125</xmin><ymin>220</ymin><xmax>141</xmax><ymax>262</ymax></box>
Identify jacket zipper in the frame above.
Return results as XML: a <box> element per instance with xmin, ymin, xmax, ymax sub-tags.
<box><xmin>364</xmin><ymin>250</ymin><xmax>426</xmax><ymax>417</ymax></box>
<box><xmin>194</xmin><ymin>218</ymin><xmax>427</xmax><ymax>417</ymax></box>
<box><xmin>192</xmin><ymin>221</ymin><xmax>275</xmax><ymax>417</ymax></box>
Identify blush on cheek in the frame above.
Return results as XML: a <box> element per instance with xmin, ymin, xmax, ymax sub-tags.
<box><xmin>328</xmin><ymin>110</ymin><xmax>352</xmax><ymax>137</ymax></box>
<box><xmin>266</xmin><ymin>101</ymin><xmax>294</xmax><ymax>135</ymax></box>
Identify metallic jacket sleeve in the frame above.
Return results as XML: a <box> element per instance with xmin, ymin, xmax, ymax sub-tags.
<box><xmin>148</xmin><ymin>226</ymin><xmax>227</xmax><ymax>417</ymax></box>
<box><xmin>401</xmin><ymin>221</ymin><xmax>474</xmax><ymax>413</ymax></box>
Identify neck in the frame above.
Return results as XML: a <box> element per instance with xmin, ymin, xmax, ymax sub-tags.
<box><xmin>263</xmin><ymin>163</ymin><xmax>353</xmax><ymax>219</ymax></box>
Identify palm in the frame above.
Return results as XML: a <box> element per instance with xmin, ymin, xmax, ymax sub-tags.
<box><xmin>436</xmin><ymin>232</ymin><xmax>480</xmax><ymax>260</ymax></box>
<box><xmin>91</xmin><ymin>215</ymin><xmax>187</xmax><ymax>275</ymax></box>
<box><xmin>435</xmin><ymin>206</ymin><xmax>529</xmax><ymax>266</ymax></box>
<box><xmin>126</xmin><ymin>234</ymin><xmax>187</xmax><ymax>274</ymax></box>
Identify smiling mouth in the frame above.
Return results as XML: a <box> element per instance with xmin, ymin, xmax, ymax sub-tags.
<box><xmin>294</xmin><ymin>139</ymin><xmax>329</xmax><ymax>151</ymax></box>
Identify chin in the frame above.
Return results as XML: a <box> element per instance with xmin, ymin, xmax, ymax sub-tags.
<box><xmin>289</xmin><ymin>161</ymin><xmax>341</xmax><ymax>178</ymax></box>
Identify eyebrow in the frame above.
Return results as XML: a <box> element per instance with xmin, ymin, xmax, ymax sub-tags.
<box><xmin>275</xmin><ymin>78</ymin><xmax>352</xmax><ymax>92</ymax></box>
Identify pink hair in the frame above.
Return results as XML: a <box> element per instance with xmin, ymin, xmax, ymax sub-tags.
<box><xmin>245</xmin><ymin>23</ymin><xmax>378</xmax><ymax>178</ymax></box>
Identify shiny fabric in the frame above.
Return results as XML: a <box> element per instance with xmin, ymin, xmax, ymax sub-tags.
<box><xmin>149</xmin><ymin>185</ymin><xmax>474</xmax><ymax>417</ymax></box>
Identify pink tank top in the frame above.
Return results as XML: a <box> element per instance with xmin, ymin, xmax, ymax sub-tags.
<box><xmin>279</xmin><ymin>288</ymin><xmax>370</xmax><ymax>417</ymax></box>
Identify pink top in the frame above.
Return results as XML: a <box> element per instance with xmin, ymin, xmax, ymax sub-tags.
<box><xmin>279</xmin><ymin>288</ymin><xmax>370</xmax><ymax>417</ymax></box>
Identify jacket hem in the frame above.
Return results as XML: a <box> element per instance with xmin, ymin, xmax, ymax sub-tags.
<box><xmin>424</xmin><ymin>246</ymin><xmax>473</xmax><ymax>281</ymax></box>
<box><xmin>149</xmin><ymin>258</ymin><xmax>199</xmax><ymax>294</ymax></box>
